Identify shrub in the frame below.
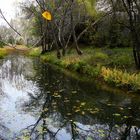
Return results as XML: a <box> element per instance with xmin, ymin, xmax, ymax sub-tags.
<box><xmin>101</xmin><ymin>66</ymin><xmax>140</xmax><ymax>91</ymax></box>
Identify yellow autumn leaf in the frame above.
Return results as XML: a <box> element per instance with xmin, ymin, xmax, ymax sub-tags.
<box><xmin>42</xmin><ymin>11</ymin><xmax>52</xmax><ymax>21</ymax></box>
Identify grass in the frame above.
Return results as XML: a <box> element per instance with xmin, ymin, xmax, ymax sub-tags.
<box><xmin>0</xmin><ymin>48</ymin><xmax>8</xmax><ymax>58</ymax></box>
<box><xmin>29</xmin><ymin>47</ymin><xmax>140</xmax><ymax>92</ymax></box>
<box><xmin>28</xmin><ymin>48</ymin><xmax>41</xmax><ymax>57</ymax></box>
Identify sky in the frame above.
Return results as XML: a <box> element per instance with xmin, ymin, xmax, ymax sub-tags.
<box><xmin>0</xmin><ymin>0</ymin><xmax>22</xmax><ymax>25</ymax></box>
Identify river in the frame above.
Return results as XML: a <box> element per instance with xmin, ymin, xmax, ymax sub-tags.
<box><xmin>0</xmin><ymin>54</ymin><xmax>140</xmax><ymax>140</ymax></box>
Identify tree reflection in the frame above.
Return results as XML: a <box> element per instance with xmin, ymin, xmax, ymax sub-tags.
<box><xmin>16</xmin><ymin>59</ymin><xmax>140</xmax><ymax>140</ymax></box>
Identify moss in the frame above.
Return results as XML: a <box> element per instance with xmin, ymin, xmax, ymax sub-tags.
<box><xmin>0</xmin><ymin>48</ymin><xmax>8</xmax><ymax>59</ymax></box>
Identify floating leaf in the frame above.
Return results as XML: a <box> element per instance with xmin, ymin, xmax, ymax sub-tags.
<box><xmin>123</xmin><ymin>116</ymin><xmax>129</xmax><ymax>119</ymax></box>
<box><xmin>75</xmin><ymin>109</ymin><xmax>80</xmax><ymax>112</ymax></box>
<box><xmin>59</xmin><ymin>89</ymin><xmax>65</xmax><ymax>93</ymax></box>
<box><xmin>53</xmin><ymin>93</ymin><xmax>61</xmax><ymax>98</ymax></box>
<box><xmin>81</xmin><ymin>111</ymin><xmax>85</xmax><ymax>115</ymax></box>
<box><xmin>67</xmin><ymin>113</ymin><xmax>72</xmax><ymax>116</ymax></box>
<box><xmin>81</xmin><ymin>102</ymin><xmax>86</xmax><ymax>106</ymax></box>
<box><xmin>43</xmin><ymin>108</ymin><xmax>48</xmax><ymax>112</ymax></box>
<box><xmin>119</xmin><ymin>107</ymin><xmax>124</xmax><ymax>110</ymax></box>
<box><xmin>113</xmin><ymin>113</ymin><xmax>121</xmax><ymax>117</ymax></box>
<box><xmin>90</xmin><ymin>110</ymin><xmax>99</xmax><ymax>114</ymax></box>
<box><xmin>72</xmin><ymin>91</ymin><xmax>77</xmax><ymax>94</ymax></box>
<box><xmin>64</xmin><ymin>99</ymin><xmax>70</xmax><ymax>102</ymax></box>
<box><xmin>52</xmin><ymin>102</ymin><xmax>57</xmax><ymax>105</ymax></box>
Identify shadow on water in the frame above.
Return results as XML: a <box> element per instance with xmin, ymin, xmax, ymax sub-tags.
<box><xmin>0</xmin><ymin>54</ymin><xmax>140</xmax><ymax>140</ymax></box>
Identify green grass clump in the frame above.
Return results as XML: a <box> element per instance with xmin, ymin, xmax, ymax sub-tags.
<box><xmin>0</xmin><ymin>48</ymin><xmax>7</xmax><ymax>58</ymax></box>
<box><xmin>28</xmin><ymin>48</ymin><xmax>41</xmax><ymax>57</ymax></box>
<box><xmin>41</xmin><ymin>53</ymin><xmax>60</xmax><ymax>65</ymax></box>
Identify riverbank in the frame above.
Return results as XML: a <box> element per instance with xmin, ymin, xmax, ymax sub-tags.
<box><xmin>0</xmin><ymin>48</ymin><xmax>8</xmax><ymax>58</ymax></box>
<box><xmin>29</xmin><ymin>47</ymin><xmax>140</xmax><ymax>92</ymax></box>
<box><xmin>0</xmin><ymin>45</ymin><xmax>31</xmax><ymax>57</ymax></box>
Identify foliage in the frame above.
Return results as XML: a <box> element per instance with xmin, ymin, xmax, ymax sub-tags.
<box><xmin>101</xmin><ymin>67</ymin><xmax>140</xmax><ymax>91</ymax></box>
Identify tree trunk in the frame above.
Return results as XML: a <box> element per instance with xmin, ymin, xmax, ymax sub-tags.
<box><xmin>71</xmin><ymin>0</ymin><xmax>83</xmax><ymax>55</ymax></box>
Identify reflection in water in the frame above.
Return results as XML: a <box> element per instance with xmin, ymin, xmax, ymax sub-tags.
<box><xmin>0</xmin><ymin>55</ymin><xmax>140</xmax><ymax>139</ymax></box>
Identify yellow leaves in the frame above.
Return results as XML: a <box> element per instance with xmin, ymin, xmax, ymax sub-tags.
<box><xmin>81</xmin><ymin>111</ymin><xmax>85</xmax><ymax>115</ymax></box>
<box><xmin>52</xmin><ymin>92</ymin><xmax>61</xmax><ymax>98</ymax></box>
<box><xmin>72</xmin><ymin>90</ymin><xmax>77</xmax><ymax>94</ymax></box>
<box><xmin>101</xmin><ymin>66</ymin><xmax>140</xmax><ymax>90</ymax></box>
<box><xmin>75</xmin><ymin>109</ymin><xmax>80</xmax><ymax>113</ymax></box>
<box><xmin>67</xmin><ymin>113</ymin><xmax>72</xmax><ymax>116</ymax></box>
<box><xmin>80</xmin><ymin>102</ymin><xmax>86</xmax><ymax>106</ymax></box>
<box><xmin>42</xmin><ymin>11</ymin><xmax>52</xmax><ymax>21</ymax></box>
<box><xmin>113</xmin><ymin>113</ymin><xmax>121</xmax><ymax>117</ymax></box>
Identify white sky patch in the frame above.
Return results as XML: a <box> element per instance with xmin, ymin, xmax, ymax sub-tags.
<box><xmin>0</xmin><ymin>0</ymin><xmax>22</xmax><ymax>25</ymax></box>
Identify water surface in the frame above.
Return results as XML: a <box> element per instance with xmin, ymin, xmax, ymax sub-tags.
<box><xmin>0</xmin><ymin>55</ymin><xmax>140</xmax><ymax>140</ymax></box>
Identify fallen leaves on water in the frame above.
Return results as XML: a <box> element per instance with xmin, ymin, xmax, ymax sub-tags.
<box><xmin>113</xmin><ymin>113</ymin><xmax>121</xmax><ymax>117</ymax></box>
<box><xmin>67</xmin><ymin>113</ymin><xmax>72</xmax><ymax>116</ymax></box>
<box><xmin>53</xmin><ymin>93</ymin><xmax>61</xmax><ymax>98</ymax></box>
<box><xmin>59</xmin><ymin>89</ymin><xmax>65</xmax><ymax>93</ymax></box>
<box><xmin>107</xmin><ymin>103</ymin><xmax>112</xmax><ymax>106</ymax></box>
<box><xmin>72</xmin><ymin>90</ymin><xmax>77</xmax><ymax>94</ymax></box>
<box><xmin>90</xmin><ymin>110</ymin><xmax>99</xmax><ymax>114</ymax></box>
<box><xmin>43</xmin><ymin>108</ymin><xmax>48</xmax><ymax>112</ymax></box>
<box><xmin>81</xmin><ymin>111</ymin><xmax>85</xmax><ymax>115</ymax></box>
<box><xmin>80</xmin><ymin>102</ymin><xmax>86</xmax><ymax>106</ymax></box>
<box><xmin>52</xmin><ymin>102</ymin><xmax>57</xmax><ymax>105</ymax></box>
<box><xmin>123</xmin><ymin>116</ymin><xmax>129</xmax><ymax>119</ymax></box>
<box><xmin>75</xmin><ymin>108</ymin><xmax>80</xmax><ymax>113</ymax></box>
<box><xmin>64</xmin><ymin>99</ymin><xmax>70</xmax><ymax>103</ymax></box>
<box><xmin>119</xmin><ymin>107</ymin><xmax>124</xmax><ymax>110</ymax></box>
